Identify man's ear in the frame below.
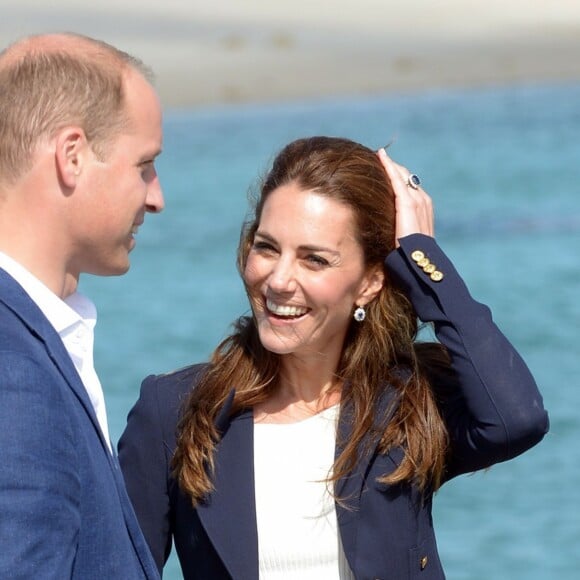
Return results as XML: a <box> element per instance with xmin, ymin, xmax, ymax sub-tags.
<box><xmin>357</xmin><ymin>265</ymin><xmax>385</xmax><ymax>306</ymax></box>
<box><xmin>54</xmin><ymin>127</ymin><xmax>88</xmax><ymax>189</ymax></box>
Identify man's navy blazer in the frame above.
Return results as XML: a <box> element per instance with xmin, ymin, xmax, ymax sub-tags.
<box><xmin>0</xmin><ymin>268</ymin><xmax>159</xmax><ymax>579</ymax></box>
<box><xmin>119</xmin><ymin>235</ymin><xmax>549</xmax><ymax>580</ymax></box>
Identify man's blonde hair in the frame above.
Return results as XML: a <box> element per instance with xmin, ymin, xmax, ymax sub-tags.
<box><xmin>0</xmin><ymin>33</ymin><xmax>152</xmax><ymax>184</ymax></box>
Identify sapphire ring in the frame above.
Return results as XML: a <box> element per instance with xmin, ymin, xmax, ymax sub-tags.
<box><xmin>407</xmin><ymin>174</ymin><xmax>421</xmax><ymax>189</ymax></box>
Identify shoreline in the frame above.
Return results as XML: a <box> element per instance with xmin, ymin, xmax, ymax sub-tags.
<box><xmin>2</xmin><ymin>0</ymin><xmax>580</xmax><ymax>108</ymax></box>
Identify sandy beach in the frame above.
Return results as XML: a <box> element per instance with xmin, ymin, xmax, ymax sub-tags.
<box><xmin>1</xmin><ymin>0</ymin><xmax>580</xmax><ymax>108</ymax></box>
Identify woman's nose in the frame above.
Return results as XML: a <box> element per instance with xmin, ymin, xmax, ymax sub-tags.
<box><xmin>267</xmin><ymin>257</ymin><xmax>297</xmax><ymax>293</ymax></box>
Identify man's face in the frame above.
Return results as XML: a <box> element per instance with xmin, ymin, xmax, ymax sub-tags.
<box><xmin>68</xmin><ymin>70</ymin><xmax>164</xmax><ymax>278</ymax></box>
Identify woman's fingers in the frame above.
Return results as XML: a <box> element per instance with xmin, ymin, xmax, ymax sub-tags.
<box><xmin>377</xmin><ymin>148</ymin><xmax>434</xmax><ymax>244</ymax></box>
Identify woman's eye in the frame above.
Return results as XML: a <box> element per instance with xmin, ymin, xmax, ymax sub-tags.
<box><xmin>306</xmin><ymin>254</ymin><xmax>329</xmax><ymax>267</ymax></box>
<box><xmin>252</xmin><ymin>241</ymin><xmax>276</xmax><ymax>253</ymax></box>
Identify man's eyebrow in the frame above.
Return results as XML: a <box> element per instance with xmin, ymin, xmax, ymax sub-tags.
<box><xmin>139</xmin><ymin>149</ymin><xmax>162</xmax><ymax>163</ymax></box>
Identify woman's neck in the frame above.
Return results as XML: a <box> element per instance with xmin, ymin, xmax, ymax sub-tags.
<box><xmin>254</xmin><ymin>355</ymin><xmax>342</xmax><ymax>424</ymax></box>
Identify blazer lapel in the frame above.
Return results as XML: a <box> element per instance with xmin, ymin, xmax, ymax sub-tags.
<box><xmin>109</xmin><ymin>450</ymin><xmax>160</xmax><ymax>579</ymax></box>
<box><xmin>195</xmin><ymin>384</ymin><xmax>397</xmax><ymax>579</ymax></box>
<box><xmin>335</xmin><ymin>386</ymin><xmax>399</xmax><ymax>565</ymax></box>
<box><xmin>197</xmin><ymin>401</ymin><xmax>259</xmax><ymax>580</ymax></box>
<box><xmin>0</xmin><ymin>270</ymin><xmax>112</xmax><ymax>457</ymax></box>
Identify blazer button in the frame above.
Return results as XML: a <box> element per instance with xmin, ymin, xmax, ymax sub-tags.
<box><xmin>420</xmin><ymin>555</ymin><xmax>428</xmax><ymax>570</ymax></box>
<box><xmin>430</xmin><ymin>271</ymin><xmax>444</xmax><ymax>282</ymax></box>
<box><xmin>411</xmin><ymin>250</ymin><xmax>425</xmax><ymax>262</ymax></box>
<box><xmin>423</xmin><ymin>263</ymin><xmax>436</xmax><ymax>274</ymax></box>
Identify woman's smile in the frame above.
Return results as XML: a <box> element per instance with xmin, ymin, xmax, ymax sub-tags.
<box><xmin>244</xmin><ymin>182</ymin><xmax>377</xmax><ymax>358</ymax></box>
<box><xmin>265</xmin><ymin>297</ymin><xmax>310</xmax><ymax>320</ymax></box>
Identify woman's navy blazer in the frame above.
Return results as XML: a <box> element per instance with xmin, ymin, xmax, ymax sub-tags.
<box><xmin>119</xmin><ymin>235</ymin><xmax>548</xmax><ymax>580</ymax></box>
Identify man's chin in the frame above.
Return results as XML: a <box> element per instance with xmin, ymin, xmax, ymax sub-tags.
<box><xmin>86</xmin><ymin>261</ymin><xmax>131</xmax><ymax>277</ymax></box>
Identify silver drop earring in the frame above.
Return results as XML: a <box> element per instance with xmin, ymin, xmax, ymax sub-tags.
<box><xmin>353</xmin><ymin>306</ymin><xmax>366</xmax><ymax>322</ymax></box>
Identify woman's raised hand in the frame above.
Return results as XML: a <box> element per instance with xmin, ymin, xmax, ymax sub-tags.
<box><xmin>377</xmin><ymin>148</ymin><xmax>434</xmax><ymax>246</ymax></box>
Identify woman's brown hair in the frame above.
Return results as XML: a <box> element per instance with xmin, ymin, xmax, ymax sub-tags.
<box><xmin>173</xmin><ymin>136</ymin><xmax>450</xmax><ymax>505</ymax></box>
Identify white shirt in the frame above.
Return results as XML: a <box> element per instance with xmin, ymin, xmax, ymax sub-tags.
<box><xmin>254</xmin><ymin>405</ymin><xmax>355</xmax><ymax>580</ymax></box>
<box><xmin>0</xmin><ymin>252</ymin><xmax>111</xmax><ymax>452</ymax></box>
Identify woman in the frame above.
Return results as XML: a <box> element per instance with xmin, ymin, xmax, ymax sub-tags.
<box><xmin>119</xmin><ymin>137</ymin><xmax>548</xmax><ymax>579</ymax></box>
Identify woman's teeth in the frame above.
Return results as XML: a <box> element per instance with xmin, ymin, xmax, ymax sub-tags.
<box><xmin>266</xmin><ymin>299</ymin><xmax>308</xmax><ymax>317</ymax></box>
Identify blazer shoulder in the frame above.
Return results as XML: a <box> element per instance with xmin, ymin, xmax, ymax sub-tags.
<box><xmin>151</xmin><ymin>362</ymin><xmax>207</xmax><ymax>395</ymax></box>
<box><xmin>0</xmin><ymin>293</ymin><xmax>35</xmax><ymax>346</ymax></box>
<box><xmin>139</xmin><ymin>362</ymin><xmax>208</xmax><ymax>429</ymax></box>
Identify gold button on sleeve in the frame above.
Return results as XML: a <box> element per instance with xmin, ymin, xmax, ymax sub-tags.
<box><xmin>411</xmin><ymin>250</ymin><xmax>425</xmax><ymax>262</ymax></box>
<box><xmin>420</xmin><ymin>556</ymin><xmax>428</xmax><ymax>570</ymax></box>
<box><xmin>417</xmin><ymin>257</ymin><xmax>430</xmax><ymax>268</ymax></box>
<box><xmin>430</xmin><ymin>271</ymin><xmax>444</xmax><ymax>282</ymax></box>
<box><xmin>423</xmin><ymin>263</ymin><xmax>436</xmax><ymax>274</ymax></box>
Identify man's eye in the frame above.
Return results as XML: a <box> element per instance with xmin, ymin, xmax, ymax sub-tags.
<box><xmin>140</xmin><ymin>161</ymin><xmax>156</xmax><ymax>178</ymax></box>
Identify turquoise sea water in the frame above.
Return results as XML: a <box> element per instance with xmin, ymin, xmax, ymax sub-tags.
<box><xmin>82</xmin><ymin>83</ymin><xmax>580</xmax><ymax>579</ymax></box>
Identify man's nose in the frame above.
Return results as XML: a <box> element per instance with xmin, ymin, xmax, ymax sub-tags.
<box><xmin>146</xmin><ymin>177</ymin><xmax>164</xmax><ymax>213</ymax></box>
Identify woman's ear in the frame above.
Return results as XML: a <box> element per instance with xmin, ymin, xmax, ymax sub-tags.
<box><xmin>357</xmin><ymin>265</ymin><xmax>385</xmax><ymax>306</ymax></box>
<box><xmin>54</xmin><ymin>127</ymin><xmax>88</xmax><ymax>189</ymax></box>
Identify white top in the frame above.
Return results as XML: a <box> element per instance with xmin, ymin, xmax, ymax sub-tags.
<box><xmin>0</xmin><ymin>252</ymin><xmax>111</xmax><ymax>452</ymax></box>
<box><xmin>254</xmin><ymin>405</ymin><xmax>355</xmax><ymax>580</ymax></box>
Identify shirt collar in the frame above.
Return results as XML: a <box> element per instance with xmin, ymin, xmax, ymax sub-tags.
<box><xmin>0</xmin><ymin>251</ymin><xmax>96</xmax><ymax>334</ymax></box>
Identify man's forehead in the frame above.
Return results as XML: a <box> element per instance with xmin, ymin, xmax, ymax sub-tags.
<box><xmin>0</xmin><ymin>33</ymin><xmax>121</xmax><ymax>70</ymax></box>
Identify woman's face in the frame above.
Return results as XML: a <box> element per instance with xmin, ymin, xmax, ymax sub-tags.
<box><xmin>244</xmin><ymin>182</ymin><xmax>381</xmax><ymax>362</ymax></box>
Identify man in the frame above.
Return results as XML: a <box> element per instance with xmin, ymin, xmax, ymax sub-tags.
<box><xmin>0</xmin><ymin>33</ymin><xmax>164</xmax><ymax>578</ymax></box>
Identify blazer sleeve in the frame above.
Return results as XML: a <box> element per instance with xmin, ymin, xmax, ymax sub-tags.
<box><xmin>119</xmin><ymin>364</ymin><xmax>203</xmax><ymax>574</ymax></box>
<box><xmin>0</xmin><ymin>353</ymin><xmax>79</xmax><ymax>579</ymax></box>
<box><xmin>118</xmin><ymin>375</ymin><xmax>173</xmax><ymax>574</ymax></box>
<box><xmin>385</xmin><ymin>234</ymin><xmax>549</xmax><ymax>479</ymax></box>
